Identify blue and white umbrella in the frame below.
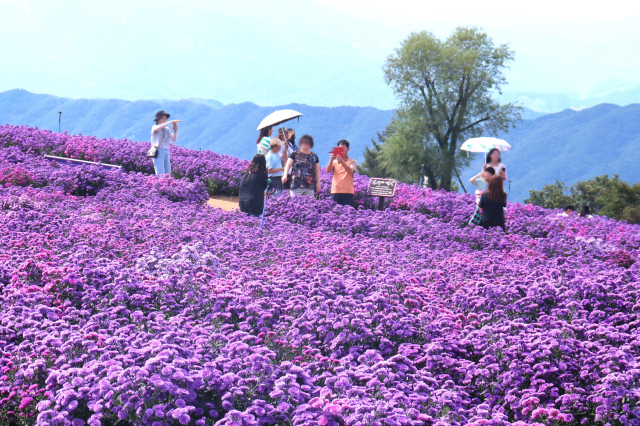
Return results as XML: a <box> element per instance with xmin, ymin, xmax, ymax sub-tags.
<box><xmin>460</xmin><ymin>137</ymin><xmax>511</xmax><ymax>155</ymax></box>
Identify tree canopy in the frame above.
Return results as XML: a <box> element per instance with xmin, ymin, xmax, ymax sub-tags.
<box><xmin>525</xmin><ymin>175</ymin><xmax>640</xmax><ymax>224</ymax></box>
<box><xmin>360</xmin><ymin>27</ymin><xmax>521</xmax><ymax>190</ymax></box>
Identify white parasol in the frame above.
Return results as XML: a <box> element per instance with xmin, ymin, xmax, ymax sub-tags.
<box><xmin>256</xmin><ymin>110</ymin><xmax>303</xmax><ymax>131</ymax></box>
<box><xmin>460</xmin><ymin>137</ymin><xmax>511</xmax><ymax>155</ymax></box>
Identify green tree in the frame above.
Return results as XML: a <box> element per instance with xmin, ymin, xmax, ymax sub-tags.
<box><xmin>571</xmin><ymin>175</ymin><xmax>640</xmax><ymax>222</ymax></box>
<box><xmin>377</xmin><ymin>105</ymin><xmax>471</xmax><ymax>190</ymax></box>
<box><xmin>357</xmin><ymin>131</ymin><xmax>389</xmax><ymax>178</ymax></box>
<box><xmin>524</xmin><ymin>181</ymin><xmax>574</xmax><ymax>209</ymax></box>
<box><xmin>525</xmin><ymin>175</ymin><xmax>640</xmax><ymax>224</ymax></box>
<box><xmin>383</xmin><ymin>27</ymin><xmax>521</xmax><ymax>191</ymax></box>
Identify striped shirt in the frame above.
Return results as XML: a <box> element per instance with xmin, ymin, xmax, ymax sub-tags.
<box><xmin>257</xmin><ymin>137</ymin><xmax>271</xmax><ymax>155</ymax></box>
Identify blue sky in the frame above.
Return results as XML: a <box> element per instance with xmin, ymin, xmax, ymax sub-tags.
<box><xmin>2</xmin><ymin>0</ymin><xmax>639</xmax><ymax>110</ymax></box>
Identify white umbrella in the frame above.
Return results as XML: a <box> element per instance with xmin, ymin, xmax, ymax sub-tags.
<box><xmin>460</xmin><ymin>137</ymin><xmax>511</xmax><ymax>154</ymax></box>
<box><xmin>257</xmin><ymin>109</ymin><xmax>303</xmax><ymax>131</ymax></box>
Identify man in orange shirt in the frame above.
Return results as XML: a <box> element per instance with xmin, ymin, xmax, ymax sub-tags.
<box><xmin>326</xmin><ymin>140</ymin><xmax>357</xmax><ymax>207</ymax></box>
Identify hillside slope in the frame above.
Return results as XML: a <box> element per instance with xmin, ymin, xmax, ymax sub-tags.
<box><xmin>2</xmin><ymin>128</ymin><xmax>640</xmax><ymax>425</ymax></box>
<box><xmin>462</xmin><ymin>103</ymin><xmax>640</xmax><ymax>202</ymax></box>
<box><xmin>0</xmin><ymin>89</ymin><xmax>394</xmax><ymax>164</ymax></box>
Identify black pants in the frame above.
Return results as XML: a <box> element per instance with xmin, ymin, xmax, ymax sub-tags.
<box><xmin>332</xmin><ymin>193</ymin><xmax>355</xmax><ymax>208</ymax></box>
<box><xmin>269</xmin><ymin>178</ymin><xmax>283</xmax><ymax>192</ymax></box>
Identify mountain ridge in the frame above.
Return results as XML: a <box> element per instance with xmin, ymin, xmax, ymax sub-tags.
<box><xmin>462</xmin><ymin>103</ymin><xmax>640</xmax><ymax>202</ymax></box>
<box><xmin>2</xmin><ymin>89</ymin><xmax>639</xmax><ymax>203</ymax></box>
<box><xmin>0</xmin><ymin>89</ymin><xmax>395</xmax><ymax>164</ymax></box>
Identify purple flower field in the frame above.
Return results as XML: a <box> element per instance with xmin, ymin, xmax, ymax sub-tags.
<box><xmin>1</xmin><ymin>125</ymin><xmax>640</xmax><ymax>426</ymax></box>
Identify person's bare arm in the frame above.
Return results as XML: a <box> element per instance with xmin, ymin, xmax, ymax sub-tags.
<box><xmin>315</xmin><ymin>163</ymin><xmax>321</xmax><ymax>193</ymax></box>
<box><xmin>338</xmin><ymin>157</ymin><xmax>356</xmax><ymax>175</ymax></box>
<box><xmin>500</xmin><ymin>166</ymin><xmax>507</xmax><ymax>181</ymax></box>
<box><xmin>326</xmin><ymin>154</ymin><xmax>336</xmax><ymax>173</ymax></box>
<box><xmin>282</xmin><ymin>158</ymin><xmax>294</xmax><ymax>183</ymax></box>
<box><xmin>152</xmin><ymin>120</ymin><xmax>182</xmax><ymax>133</ymax></box>
<box><xmin>267</xmin><ymin>166</ymin><xmax>284</xmax><ymax>174</ymax></box>
<box><xmin>469</xmin><ymin>171</ymin><xmax>482</xmax><ymax>183</ymax></box>
<box><xmin>169</xmin><ymin>123</ymin><xmax>178</xmax><ymax>143</ymax></box>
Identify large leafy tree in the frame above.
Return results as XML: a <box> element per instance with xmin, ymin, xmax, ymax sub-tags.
<box><xmin>382</xmin><ymin>27</ymin><xmax>521</xmax><ymax>190</ymax></box>
<box><xmin>376</xmin><ymin>105</ymin><xmax>471</xmax><ymax>190</ymax></box>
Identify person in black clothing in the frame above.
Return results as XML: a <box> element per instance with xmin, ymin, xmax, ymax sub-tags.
<box><xmin>239</xmin><ymin>155</ymin><xmax>268</xmax><ymax>217</ymax></box>
<box><xmin>479</xmin><ymin>175</ymin><xmax>507</xmax><ymax>231</ymax></box>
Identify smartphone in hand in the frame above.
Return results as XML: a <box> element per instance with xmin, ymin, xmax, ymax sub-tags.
<box><xmin>329</xmin><ymin>147</ymin><xmax>344</xmax><ymax>157</ymax></box>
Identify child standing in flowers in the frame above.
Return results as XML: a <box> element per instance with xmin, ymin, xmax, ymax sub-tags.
<box><xmin>150</xmin><ymin>110</ymin><xmax>181</xmax><ymax>175</ymax></box>
<box><xmin>469</xmin><ymin>165</ymin><xmax>496</xmax><ymax>203</ymax></box>
<box><xmin>266</xmin><ymin>138</ymin><xmax>285</xmax><ymax>195</ymax></box>
<box><xmin>239</xmin><ymin>155</ymin><xmax>268</xmax><ymax>216</ymax></box>
<box><xmin>282</xmin><ymin>134</ymin><xmax>321</xmax><ymax>197</ymax></box>
<box><xmin>479</xmin><ymin>175</ymin><xmax>508</xmax><ymax>230</ymax></box>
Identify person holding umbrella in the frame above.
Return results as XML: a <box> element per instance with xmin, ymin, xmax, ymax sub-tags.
<box><xmin>485</xmin><ymin>148</ymin><xmax>507</xmax><ymax>181</ymax></box>
<box><xmin>460</xmin><ymin>137</ymin><xmax>510</xmax><ymax>182</ymax></box>
<box><xmin>256</xmin><ymin>110</ymin><xmax>303</xmax><ymax>157</ymax></box>
<box><xmin>256</xmin><ymin>127</ymin><xmax>273</xmax><ymax>156</ymax></box>
<box><xmin>151</xmin><ymin>110</ymin><xmax>181</xmax><ymax>175</ymax></box>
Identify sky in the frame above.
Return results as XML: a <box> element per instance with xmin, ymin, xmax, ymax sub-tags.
<box><xmin>1</xmin><ymin>0</ymin><xmax>639</xmax><ymax>110</ymax></box>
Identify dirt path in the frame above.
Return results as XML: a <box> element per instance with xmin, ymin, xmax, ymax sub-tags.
<box><xmin>207</xmin><ymin>195</ymin><xmax>239</xmax><ymax>211</ymax></box>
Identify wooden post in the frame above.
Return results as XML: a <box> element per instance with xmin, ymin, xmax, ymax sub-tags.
<box><xmin>378</xmin><ymin>196</ymin><xmax>385</xmax><ymax>211</ymax></box>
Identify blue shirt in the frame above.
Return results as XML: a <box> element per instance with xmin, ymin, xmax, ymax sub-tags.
<box><xmin>266</xmin><ymin>151</ymin><xmax>283</xmax><ymax>177</ymax></box>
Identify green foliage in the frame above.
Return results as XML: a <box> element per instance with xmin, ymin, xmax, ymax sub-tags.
<box><xmin>525</xmin><ymin>175</ymin><xmax>640</xmax><ymax>224</ymax></box>
<box><xmin>357</xmin><ymin>131</ymin><xmax>390</xmax><ymax>178</ymax></box>
<box><xmin>377</xmin><ymin>106</ymin><xmax>472</xmax><ymax>190</ymax></box>
<box><xmin>382</xmin><ymin>27</ymin><xmax>521</xmax><ymax>191</ymax></box>
<box><xmin>524</xmin><ymin>181</ymin><xmax>574</xmax><ymax>209</ymax></box>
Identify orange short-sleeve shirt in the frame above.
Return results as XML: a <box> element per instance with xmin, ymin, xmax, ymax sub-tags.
<box><xmin>330</xmin><ymin>158</ymin><xmax>357</xmax><ymax>194</ymax></box>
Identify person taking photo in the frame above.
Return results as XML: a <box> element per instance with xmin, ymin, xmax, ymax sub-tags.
<box><xmin>478</xmin><ymin>175</ymin><xmax>508</xmax><ymax>231</ymax></box>
<box><xmin>151</xmin><ymin>110</ymin><xmax>181</xmax><ymax>175</ymax></box>
<box><xmin>326</xmin><ymin>139</ymin><xmax>357</xmax><ymax>207</ymax></box>
<box><xmin>468</xmin><ymin>166</ymin><xmax>495</xmax><ymax>225</ymax></box>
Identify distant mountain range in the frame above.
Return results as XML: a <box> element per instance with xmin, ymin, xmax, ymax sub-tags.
<box><xmin>2</xmin><ymin>89</ymin><xmax>639</xmax><ymax>203</ymax></box>
<box><xmin>501</xmin><ymin>80</ymin><xmax>640</xmax><ymax>113</ymax></box>
<box><xmin>0</xmin><ymin>89</ymin><xmax>394</xmax><ymax>164</ymax></box>
<box><xmin>462</xmin><ymin>103</ymin><xmax>640</xmax><ymax>202</ymax></box>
